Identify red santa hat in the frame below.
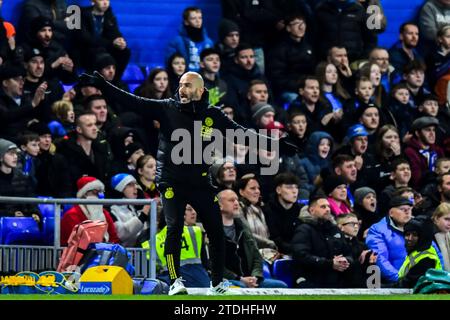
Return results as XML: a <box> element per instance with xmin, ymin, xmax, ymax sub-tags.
<box><xmin>76</xmin><ymin>176</ymin><xmax>105</xmax><ymax>198</ymax></box>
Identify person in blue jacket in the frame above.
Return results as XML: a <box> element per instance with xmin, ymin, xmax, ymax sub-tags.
<box><xmin>366</xmin><ymin>196</ymin><xmax>413</xmax><ymax>283</ymax></box>
<box><xmin>166</xmin><ymin>7</ymin><xmax>214</xmax><ymax>72</ymax></box>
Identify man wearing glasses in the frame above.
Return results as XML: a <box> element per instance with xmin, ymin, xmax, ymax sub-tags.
<box><xmin>366</xmin><ymin>196</ymin><xmax>413</xmax><ymax>285</ymax></box>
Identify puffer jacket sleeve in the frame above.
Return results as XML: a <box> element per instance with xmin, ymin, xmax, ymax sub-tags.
<box><xmin>366</xmin><ymin>222</ymin><xmax>399</xmax><ymax>282</ymax></box>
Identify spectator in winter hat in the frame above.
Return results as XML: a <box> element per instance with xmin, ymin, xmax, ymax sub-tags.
<box><xmin>405</xmin><ymin>116</ymin><xmax>444</xmax><ymax>189</ymax></box>
<box><xmin>0</xmin><ymin>138</ymin><xmax>42</xmax><ymax>226</ymax></box>
<box><xmin>110</xmin><ymin>173</ymin><xmax>149</xmax><ymax>247</ymax></box>
<box><xmin>209</xmin><ymin>157</ymin><xmax>236</xmax><ymax>190</ymax></box>
<box><xmin>60</xmin><ymin>175</ymin><xmax>119</xmax><ymax>246</ymax></box>
<box><xmin>251</xmin><ymin>102</ymin><xmax>275</xmax><ymax>129</ymax></box>
<box><xmin>353</xmin><ymin>186</ymin><xmax>382</xmax><ymax>240</ymax></box>
<box><xmin>322</xmin><ymin>175</ymin><xmax>352</xmax><ymax>217</ymax></box>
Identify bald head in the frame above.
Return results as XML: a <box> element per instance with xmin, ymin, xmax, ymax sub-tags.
<box><xmin>218</xmin><ymin>189</ymin><xmax>240</xmax><ymax>217</ymax></box>
<box><xmin>179</xmin><ymin>72</ymin><xmax>205</xmax><ymax>103</ymax></box>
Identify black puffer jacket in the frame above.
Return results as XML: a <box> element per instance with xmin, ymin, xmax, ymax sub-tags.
<box><xmin>0</xmin><ymin>89</ymin><xmax>38</xmax><ymax>142</ymax></box>
<box><xmin>315</xmin><ymin>0</ymin><xmax>376</xmax><ymax>61</ymax></box>
<box><xmin>263</xmin><ymin>195</ymin><xmax>301</xmax><ymax>255</ymax></box>
<box><xmin>267</xmin><ymin>36</ymin><xmax>315</xmax><ymax>94</ymax></box>
<box><xmin>291</xmin><ymin>215</ymin><xmax>353</xmax><ymax>288</ymax></box>
<box><xmin>56</xmin><ymin>132</ymin><xmax>112</xmax><ymax>193</ymax></box>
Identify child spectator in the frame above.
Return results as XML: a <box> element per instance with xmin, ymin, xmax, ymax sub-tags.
<box><xmin>432</xmin><ymin>203</ymin><xmax>450</xmax><ymax>271</ymax></box>
<box><xmin>300</xmin><ymin>131</ymin><xmax>334</xmax><ymax>191</ymax></box>
<box><xmin>199</xmin><ymin>48</ymin><xmax>227</xmax><ymax>106</ymax></box>
<box><xmin>379</xmin><ymin>158</ymin><xmax>412</xmax><ymax>214</ymax></box>
<box><xmin>136</xmin><ymin>154</ymin><xmax>159</xmax><ymax>199</ymax></box>
<box><xmin>344</xmin><ymin>77</ymin><xmax>374</xmax><ymax>117</ymax></box>
<box><xmin>17</xmin><ymin>131</ymin><xmax>40</xmax><ymax>190</ymax></box>
<box><xmin>388</xmin><ymin>83</ymin><xmax>414</xmax><ymax>138</ymax></box>
<box><xmin>336</xmin><ymin>213</ymin><xmax>378</xmax><ymax>287</ymax></box>
<box><xmin>0</xmin><ymin>138</ymin><xmax>41</xmax><ymax>225</ymax></box>
<box><xmin>48</xmin><ymin>100</ymin><xmax>75</xmax><ymax>139</ymax></box>
<box><xmin>110</xmin><ymin>173</ymin><xmax>149</xmax><ymax>247</ymax></box>
<box><xmin>166</xmin><ymin>7</ymin><xmax>213</xmax><ymax>72</ymax></box>
<box><xmin>354</xmin><ymin>187</ymin><xmax>381</xmax><ymax>240</ymax></box>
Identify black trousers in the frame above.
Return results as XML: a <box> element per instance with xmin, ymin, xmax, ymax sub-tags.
<box><xmin>160</xmin><ymin>183</ymin><xmax>224</xmax><ymax>286</ymax></box>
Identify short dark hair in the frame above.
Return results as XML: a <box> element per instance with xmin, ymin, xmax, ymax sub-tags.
<box><xmin>284</xmin><ymin>13</ymin><xmax>306</xmax><ymax>26</ymax></box>
<box><xmin>182</xmin><ymin>7</ymin><xmax>201</xmax><ymax>21</ymax></box>
<box><xmin>309</xmin><ymin>191</ymin><xmax>327</xmax><ymax>207</ymax></box>
<box><xmin>234</xmin><ymin>173</ymin><xmax>259</xmax><ymax>193</ymax></box>
<box><xmin>403</xmin><ymin>60</ymin><xmax>426</xmax><ymax>74</ymax></box>
<box><xmin>18</xmin><ymin>131</ymin><xmax>39</xmax><ymax>146</ymax></box>
<box><xmin>83</xmin><ymin>94</ymin><xmax>106</xmax><ymax>110</ymax></box>
<box><xmin>288</xmin><ymin>111</ymin><xmax>306</xmax><ymax>123</ymax></box>
<box><xmin>274</xmin><ymin>172</ymin><xmax>300</xmax><ymax>188</ymax></box>
<box><xmin>332</xmin><ymin>154</ymin><xmax>355</xmax><ymax>169</ymax></box>
<box><xmin>200</xmin><ymin>48</ymin><xmax>220</xmax><ymax>61</ymax></box>
<box><xmin>235</xmin><ymin>43</ymin><xmax>253</xmax><ymax>56</ymax></box>
<box><xmin>391</xmin><ymin>83</ymin><xmax>409</xmax><ymax>96</ymax></box>
<box><xmin>437</xmin><ymin>172</ymin><xmax>450</xmax><ymax>188</ymax></box>
<box><xmin>297</xmin><ymin>75</ymin><xmax>319</xmax><ymax>90</ymax></box>
<box><xmin>390</xmin><ymin>158</ymin><xmax>410</xmax><ymax>172</ymax></box>
<box><xmin>355</xmin><ymin>76</ymin><xmax>372</xmax><ymax>88</ymax></box>
<box><xmin>399</xmin><ymin>22</ymin><xmax>418</xmax><ymax>34</ymax></box>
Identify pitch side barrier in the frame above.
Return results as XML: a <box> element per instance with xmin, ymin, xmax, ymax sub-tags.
<box><xmin>0</xmin><ymin>196</ymin><xmax>157</xmax><ymax>278</ymax></box>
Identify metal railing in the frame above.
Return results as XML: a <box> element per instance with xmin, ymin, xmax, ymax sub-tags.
<box><xmin>0</xmin><ymin>196</ymin><xmax>158</xmax><ymax>278</ymax></box>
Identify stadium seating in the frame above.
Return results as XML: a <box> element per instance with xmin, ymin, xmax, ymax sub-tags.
<box><xmin>0</xmin><ymin>217</ymin><xmax>55</xmax><ymax>246</ymax></box>
<box><xmin>262</xmin><ymin>260</ymin><xmax>272</xmax><ymax>279</ymax></box>
<box><xmin>273</xmin><ymin>258</ymin><xmax>294</xmax><ymax>288</ymax></box>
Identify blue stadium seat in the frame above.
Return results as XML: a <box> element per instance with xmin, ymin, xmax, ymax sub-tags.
<box><xmin>42</xmin><ymin>218</ymin><xmax>54</xmax><ymax>245</ymax></box>
<box><xmin>272</xmin><ymin>258</ymin><xmax>294</xmax><ymax>288</ymax></box>
<box><xmin>122</xmin><ymin>63</ymin><xmax>145</xmax><ymax>82</ymax></box>
<box><xmin>262</xmin><ymin>260</ymin><xmax>272</xmax><ymax>279</ymax></box>
<box><xmin>0</xmin><ymin>217</ymin><xmax>42</xmax><ymax>245</ymax></box>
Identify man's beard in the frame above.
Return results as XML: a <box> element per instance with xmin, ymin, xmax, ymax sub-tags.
<box><xmin>80</xmin><ymin>204</ymin><xmax>106</xmax><ymax>222</ymax></box>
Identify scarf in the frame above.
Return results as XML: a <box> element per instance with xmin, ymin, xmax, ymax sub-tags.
<box><xmin>419</xmin><ymin>148</ymin><xmax>438</xmax><ymax>172</ymax></box>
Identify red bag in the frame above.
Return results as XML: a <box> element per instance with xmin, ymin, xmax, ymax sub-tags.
<box><xmin>57</xmin><ymin>220</ymin><xmax>107</xmax><ymax>272</ymax></box>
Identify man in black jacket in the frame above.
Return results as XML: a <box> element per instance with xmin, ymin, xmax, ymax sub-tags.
<box><xmin>75</xmin><ymin>0</ymin><xmax>131</xmax><ymax>80</ymax></box>
<box><xmin>315</xmin><ymin>0</ymin><xmax>376</xmax><ymax>61</ymax></box>
<box><xmin>263</xmin><ymin>172</ymin><xmax>301</xmax><ymax>256</ymax></box>
<box><xmin>56</xmin><ymin>111</ymin><xmax>112</xmax><ymax>195</ymax></box>
<box><xmin>82</xmin><ymin>70</ymin><xmax>287</xmax><ymax>295</ymax></box>
<box><xmin>267</xmin><ymin>13</ymin><xmax>315</xmax><ymax>102</ymax></box>
<box><xmin>0</xmin><ymin>63</ymin><xmax>47</xmax><ymax>142</ymax></box>
<box><xmin>291</xmin><ymin>193</ymin><xmax>353</xmax><ymax>288</ymax></box>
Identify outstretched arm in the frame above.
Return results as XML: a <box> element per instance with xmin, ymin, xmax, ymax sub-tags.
<box><xmin>81</xmin><ymin>72</ymin><xmax>167</xmax><ymax>120</ymax></box>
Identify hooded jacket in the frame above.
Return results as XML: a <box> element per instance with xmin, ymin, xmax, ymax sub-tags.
<box><xmin>396</xmin><ymin>217</ymin><xmax>442</xmax><ymax>288</ymax></box>
<box><xmin>299</xmin><ymin>131</ymin><xmax>333</xmax><ymax>190</ymax></box>
<box><xmin>166</xmin><ymin>24</ymin><xmax>214</xmax><ymax>72</ymax></box>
